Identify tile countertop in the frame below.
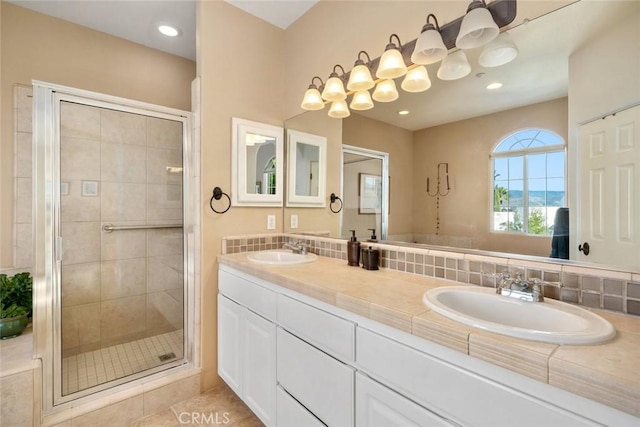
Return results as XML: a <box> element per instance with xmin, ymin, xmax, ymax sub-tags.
<box><xmin>218</xmin><ymin>253</ymin><xmax>640</xmax><ymax>418</ymax></box>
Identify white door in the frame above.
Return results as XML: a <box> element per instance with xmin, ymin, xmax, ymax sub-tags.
<box><xmin>242</xmin><ymin>308</ymin><xmax>277</xmax><ymax>426</ymax></box>
<box><xmin>218</xmin><ymin>295</ymin><xmax>242</xmax><ymax>395</ymax></box>
<box><xmin>578</xmin><ymin>105</ymin><xmax>640</xmax><ymax>267</ymax></box>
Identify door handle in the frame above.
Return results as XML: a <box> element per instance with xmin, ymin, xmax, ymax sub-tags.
<box><xmin>578</xmin><ymin>242</ymin><xmax>590</xmax><ymax>256</ymax></box>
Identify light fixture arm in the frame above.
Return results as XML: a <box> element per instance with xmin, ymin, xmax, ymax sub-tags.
<box><xmin>424</xmin><ymin>13</ymin><xmax>441</xmax><ymax>32</ymax></box>
<box><xmin>309</xmin><ymin>75</ymin><xmax>324</xmax><ymax>90</ymax></box>
<box><xmin>386</xmin><ymin>33</ymin><xmax>403</xmax><ymax>51</ymax></box>
<box><xmin>329</xmin><ymin>64</ymin><xmax>347</xmax><ymax>81</ymax></box>
<box><xmin>354</xmin><ymin>50</ymin><xmax>372</xmax><ymax>67</ymax></box>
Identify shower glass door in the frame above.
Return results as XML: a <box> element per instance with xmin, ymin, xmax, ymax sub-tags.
<box><xmin>57</xmin><ymin>98</ymin><xmax>187</xmax><ymax>397</ymax></box>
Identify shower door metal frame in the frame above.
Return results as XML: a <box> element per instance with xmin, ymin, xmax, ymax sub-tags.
<box><xmin>341</xmin><ymin>144</ymin><xmax>389</xmax><ymax>240</ymax></box>
<box><xmin>33</xmin><ymin>81</ymin><xmax>197</xmax><ymax>411</ymax></box>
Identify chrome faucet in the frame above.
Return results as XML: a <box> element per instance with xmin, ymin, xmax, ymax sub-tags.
<box><xmin>496</xmin><ymin>273</ymin><xmax>544</xmax><ymax>302</ymax></box>
<box><xmin>283</xmin><ymin>240</ymin><xmax>308</xmax><ymax>255</ymax></box>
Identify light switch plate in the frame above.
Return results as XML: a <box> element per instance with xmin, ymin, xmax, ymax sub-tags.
<box><xmin>290</xmin><ymin>214</ymin><xmax>298</xmax><ymax>229</ymax></box>
<box><xmin>267</xmin><ymin>215</ymin><xmax>276</xmax><ymax>230</ymax></box>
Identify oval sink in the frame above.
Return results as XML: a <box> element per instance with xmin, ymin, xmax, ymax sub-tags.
<box><xmin>247</xmin><ymin>249</ymin><xmax>318</xmax><ymax>266</ymax></box>
<box><xmin>423</xmin><ymin>286</ymin><xmax>615</xmax><ymax>345</ymax></box>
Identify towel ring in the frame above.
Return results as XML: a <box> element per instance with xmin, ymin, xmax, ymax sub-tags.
<box><xmin>210</xmin><ymin>187</ymin><xmax>231</xmax><ymax>214</ymax></box>
<box><xmin>329</xmin><ymin>193</ymin><xmax>343</xmax><ymax>213</ymax></box>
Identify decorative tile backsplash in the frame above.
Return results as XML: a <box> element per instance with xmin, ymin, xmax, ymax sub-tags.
<box><xmin>221</xmin><ymin>233</ymin><xmax>640</xmax><ymax>317</ymax></box>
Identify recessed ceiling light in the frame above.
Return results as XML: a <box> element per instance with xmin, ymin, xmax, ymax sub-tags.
<box><xmin>486</xmin><ymin>82</ymin><xmax>503</xmax><ymax>90</ymax></box>
<box><xmin>398</xmin><ymin>110</ymin><xmax>410</xmax><ymax>115</ymax></box>
<box><xmin>158</xmin><ymin>25</ymin><xmax>181</xmax><ymax>37</ymax></box>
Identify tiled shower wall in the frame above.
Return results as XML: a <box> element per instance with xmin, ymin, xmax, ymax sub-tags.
<box><xmin>13</xmin><ymin>86</ymin><xmax>185</xmax><ymax>357</ymax></box>
<box><xmin>221</xmin><ymin>233</ymin><xmax>640</xmax><ymax>317</ymax></box>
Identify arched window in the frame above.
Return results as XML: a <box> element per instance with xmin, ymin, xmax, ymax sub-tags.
<box><xmin>491</xmin><ymin>129</ymin><xmax>565</xmax><ymax>235</ymax></box>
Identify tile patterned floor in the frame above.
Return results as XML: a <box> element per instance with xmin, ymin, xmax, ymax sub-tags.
<box><xmin>130</xmin><ymin>383</ymin><xmax>263</xmax><ymax>426</ymax></box>
<box><xmin>63</xmin><ymin>329</ymin><xmax>184</xmax><ymax>395</ymax></box>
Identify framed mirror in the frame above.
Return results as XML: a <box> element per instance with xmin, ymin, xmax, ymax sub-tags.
<box><xmin>231</xmin><ymin>117</ymin><xmax>284</xmax><ymax>206</ymax></box>
<box><xmin>286</xmin><ymin>129</ymin><xmax>327</xmax><ymax>207</ymax></box>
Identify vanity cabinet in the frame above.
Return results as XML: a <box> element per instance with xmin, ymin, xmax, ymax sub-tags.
<box><xmin>218</xmin><ymin>271</ymin><xmax>277</xmax><ymax>427</ymax></box>
<box><xmin>218</xmin><ymin>265</ymin><xmax>633</xmax><ymax>427</ymax></box>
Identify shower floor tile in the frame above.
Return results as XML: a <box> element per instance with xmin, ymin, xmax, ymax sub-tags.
<box><xmin>63</xmin><ymin>329</ymin><xmax>183</xmax><ymax>395</ymax></box>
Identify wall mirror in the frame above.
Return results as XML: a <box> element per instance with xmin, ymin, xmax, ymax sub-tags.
<box><xmin>286</xmin><ymin>129</ymin><xmax>327</xmax><ymax>207</ymax></box>
<box><xmin>284</xmin><ymin>0</ymin><xmax>640</xmax><ymax>272</ymax></box>
<box><xmin>231</xmin><ymin>117</ymin><xmax>283</xmax><ymax>206</ymax></box>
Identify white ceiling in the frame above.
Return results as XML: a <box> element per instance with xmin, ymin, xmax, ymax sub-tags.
<box><xmin>6</xmin><ymin>1</ymin><xmax>637</xmax><ymax>131</ymax></box>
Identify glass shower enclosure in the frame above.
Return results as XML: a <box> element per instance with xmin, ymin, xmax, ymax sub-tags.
<box><xmin>33</xmin><ymin>82</ymin><xmax>195</xmax><ymax>409</ymax></box>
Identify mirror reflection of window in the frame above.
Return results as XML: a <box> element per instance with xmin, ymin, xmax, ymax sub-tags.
<box><xmin>491</xmin><ymin>129</ymin><xmax>565</xmax><ymax>235</ymax></box>
<box><xmin>245</xmin><ymin>132</ymin><xmax>276</xmax><ymax>194</ymax></box>
<box><xmin>295</xmin><ymin>142</ymin><xmax>320</xmax><ymax>196</ymax></box>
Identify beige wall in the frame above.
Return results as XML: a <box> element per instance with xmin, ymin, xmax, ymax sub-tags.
<box><xmin>413</xmin><ymin>97</ymin><xmax>568</xmax><ymax>256</ymax></box>
<box><xmin>197</xmin><ymin>0</ymin><xmax>285</xmax><ymax>391</ymax></box>
<box><xmin>0</xmin><ymin>2</ymin><xmax>196</xmax><ymax>267</ymax></box>
<box><xmin>343</xmin><ymin>113</ymin><xmax>414</xmax><ymax>238</ymax></box>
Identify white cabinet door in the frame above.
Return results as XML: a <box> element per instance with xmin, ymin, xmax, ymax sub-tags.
<box><xmin>277</xmin><ymin>386</ymin><xmax>326</xmax><ymax>427</ymax></box>
<box><xmin>277</xmin><ymin>328</ymin><xmax>355</xmax><ymax>427</ymax></box>
<box><xmin>356</xmin><ymin>373</ymin><xmax>454</xmax><ymax>427</ymax></box>
<box><xmin>218</xmin><ymin>294</ymin><xmax>242</xmax><ymax>395</ymax></box>
<box><xmin>242</xmin><ymin>308</ymin><xmax>277</xmax><ymax>426</ymax></box>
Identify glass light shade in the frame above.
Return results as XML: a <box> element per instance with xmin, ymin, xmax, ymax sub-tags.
<box><xmin>437</xmin><ymin>50</ymin><xmax>471</xmax><ymax>81</ymax></box>
<box><xmin>456</xmin><ymin>6</ymin><xmax>499</xmax><ymax>49</ymax></box>
<box><xmin>411</xmin><ymin>26</ymin><xmax>448</xmax><ymax>65</ymax></box>
<box><xmin>347</xmin><ymin>64</ymin><xmax>375</xmax><ymax>91</ymax></box>
<box><xmin>321</xmin><ymin>76</ymin><xmax>346</xmax><ymax>101</ymax></box>
<box><xmin>350</xmin><ymin>90</ymin><xmax>374</xmax><ymax>111</ymax></box>
<box><xmin>479</xmin><ymin>32</ymin><xmax>519</xmax><ymax>67</ymax></box>
<box><xmin>301</xmin><ymin>87</ymin><xmax>325</xmax><ymax>110</ymax></box>
<box><xmin>328</xmin><ymin>100</ymin><xmax>350</xmax><ymax>118</ymax></box>
<box><xmin>376</xmin><ymin>48</ymin><xmax>407</xmax><ymax>79</ymax></box>
<box><xmin>372</xmin><ymin>79</ymin><xmax>399</xmax><ymax>103</ymax></box>
<box><xmin>401</xmin><ymin>66</ymin><xmax>431</xmax><ymax>93</ymax></box>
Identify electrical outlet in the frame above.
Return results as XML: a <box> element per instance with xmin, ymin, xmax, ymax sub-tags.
<box><xmin>290</xmin><ymin>214</ymin><xmax>298</xmax><ymax>229</ymax></box>
<box><xmin>267</xmin><ymin>214</ymin><xmax>276</xmax><ymax>230</ymax></box>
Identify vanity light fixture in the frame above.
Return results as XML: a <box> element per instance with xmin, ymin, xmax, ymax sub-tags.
<box><xmin>301</xmin><ymin>76</ymin><xmax>325</xmax><ymax>110</ymax></box>
<box><xmin>321</xmin><ymin>65</ymin><xmax>348</xmax><ymax>102</ymax></box>
<box><xmin>437</xmin><ymin>50</ymin><xmax>471</xmax><ymax>81</ymax></box>
<box><xmin>376</xmin><ymin>34</ymin><xmax>408</xmax><ymax>79</ymax></box>
<box><xmin>479</xmin><ymin>32</ymin><xmax>519</xmax><ymax>67</ymax></box>
<box><xmin>456</xmin><ymin>0</ymin><xmax>499</xmax><ymax>49</ymax></box>
<box><xmin>158</xmin><ymin>24</ymin><xmax>181</xmax><ymax>37</ymax></box>
<box><xmin>300</xmin><ymin>0</ymin><xmax>517</xmax><ymax>118</ymax></box>
<box><xmin>401</xmin><ymin>65</ymin><xmax>431</xmax><ymax>92</ymax></box>
<box><xmin>372</xmin><ymin>79</ymin><xmax>399</xmax><ymax>103</ymax></box>
<box><xmin>347</xmin><ymin>51</ymin><xmax>375</xmax><ymax>91</ymax></box>
<box><xmin>350</xmin><ymin>90</ymin><xmax>374</xmax><ymax>111</ymax></box>
<box><xmin>328</xmin><ymin>99</ymin><xmax>351</xmax><ymax>118</ymax></box>
<box><xmin>411</xmin><ymin>14</ymin><xmax>447</xmax><ymax>65</ymax></box>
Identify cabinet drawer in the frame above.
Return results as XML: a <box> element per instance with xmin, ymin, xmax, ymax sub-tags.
<box><xmin>356</xmin><ymin>373</ymin><xmax>454</xmax><ymax>427</ymax></box>
<box><xmin>277</xmin><ymin>294</ymin><xmax>355</xmax><ymax>361</ymax></box>
<box><xmin>277</xmin><ymin>328</ymin><xmax>354</xmax><ymax>427</ymax></box>
<box><xmin>219</xmin><ymin>269</ymin><xmax>277</xmax><ymax>321</ymax></box>
<box><xmin>277</xmin><ymin>386</ymin><xmax>326</xmax><ymax>427</ymax></box>
<box><xmin>356</xmin><ymin>328</ymin><xmax>595</xmax><ymax>427</ymax></box>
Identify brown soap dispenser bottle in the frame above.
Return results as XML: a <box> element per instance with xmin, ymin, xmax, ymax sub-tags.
<box><xmin>347</xmin><ymin>230</ymin><xmax>361</xmax><ymax>266</ymax></box>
